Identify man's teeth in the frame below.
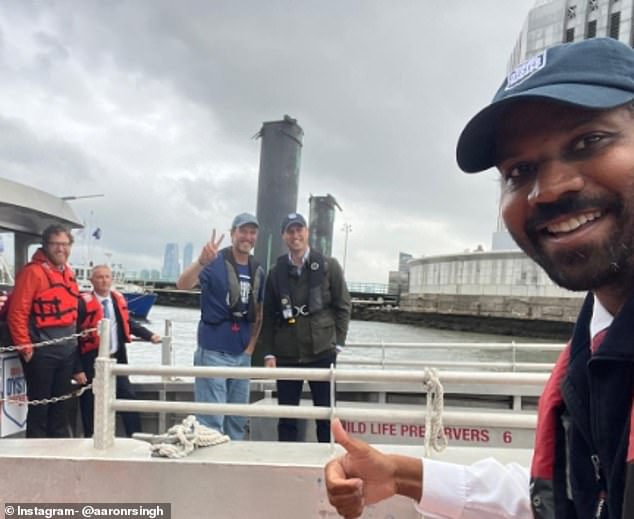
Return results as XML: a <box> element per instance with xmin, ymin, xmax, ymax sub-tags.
<box><xmin>547</xmin><ymin>211</ymin><xmax>602</xmax><ymax>234</ymax></box>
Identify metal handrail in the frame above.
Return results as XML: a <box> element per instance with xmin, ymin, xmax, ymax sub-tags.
<box><xmin>111</xmin><ymin>401</ymin><xmax>537</xmax><ymax>429</ymax></box>
<box><xmin>111</xmin><ymin>364</ymin><xmax>549</xmax><ymax>385</ymax></box>
<box><xmin>338</xmin><ymin>358</ymin><xmax>555</xmax><ymax>371</ymax></box>
<box><xmin>343</xmin><ymin>341</ymin><xmax>564</xmax><ymax>352</ymax></box>
<box><xmin>93</xmin><ymin>319</ymin><xmax>549</xmax><ymax>450</ymax></box>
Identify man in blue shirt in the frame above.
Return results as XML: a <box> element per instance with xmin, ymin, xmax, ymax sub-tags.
<box><xmin>177</xmin><ymin>213</ymin><xmax>264</xmax><ymax>440</ymax></box>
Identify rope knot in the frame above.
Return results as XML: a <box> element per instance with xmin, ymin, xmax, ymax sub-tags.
<box><xmin>149</xmin><ymin>415</ymin><xmax>230</xmax><ymax>458</ymax></box>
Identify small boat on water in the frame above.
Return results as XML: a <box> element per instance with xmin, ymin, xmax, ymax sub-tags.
<box><xmin>121</xmin><ymin>289</ymin><xmax>158</xmax><ymax>319</ymax></box>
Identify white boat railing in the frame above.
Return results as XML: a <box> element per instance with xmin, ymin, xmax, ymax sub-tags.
<box><xmin>93</xmin><ymin>319</ymin><xmax>550</xmax><ymax>450</ymax></box>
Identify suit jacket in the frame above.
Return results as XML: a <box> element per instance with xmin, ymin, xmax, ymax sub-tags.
<box><xmin>77</xmin><ymin>291</ymin><xmax>155</xmax><ymax>377</ymax></box>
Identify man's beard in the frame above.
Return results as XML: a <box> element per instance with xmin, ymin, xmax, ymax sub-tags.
<box><xmin>514</xmin><ymin>194</ymin><xmax>634</xmax><ymax>291</ymax></box>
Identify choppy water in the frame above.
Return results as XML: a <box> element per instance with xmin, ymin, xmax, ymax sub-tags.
<box><xmin>127</xmin><ymin>305</ymin><xmax>561</xmax><ymax>373</ymax></box>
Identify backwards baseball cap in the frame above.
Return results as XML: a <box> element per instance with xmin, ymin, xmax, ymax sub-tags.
<box><xmin>456</xmin><ymin>37</ymin><xmax>634</xmax><ymax>173</ymax></box>
<box><xmin>281</xmin><ymin>212</ymin><xmax>307</xmax><ymax>233</ymax></box>
<box><xmin>231</xmin><ymin>212</ymin><xmax>259</xmax><ymax>229</ymax></box>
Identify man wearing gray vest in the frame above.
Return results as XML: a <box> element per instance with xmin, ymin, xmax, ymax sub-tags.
<box><xmin>177</xmin><ymin>213</ymin><xmax>264</xmax><ymax>440</ymax></box>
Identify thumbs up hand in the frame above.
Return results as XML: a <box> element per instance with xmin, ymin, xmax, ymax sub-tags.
<box><xmin>324</xmin><ymin>419</ymin><xmax>423</xmax><ymax>518</ymax></box>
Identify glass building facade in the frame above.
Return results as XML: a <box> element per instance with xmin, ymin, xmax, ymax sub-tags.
<box><xmin>509</xmin><ymin>0</ymin><xmax>634</xmax><ymax>68</ymax></box>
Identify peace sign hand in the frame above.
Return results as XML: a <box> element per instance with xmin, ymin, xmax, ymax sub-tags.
<box><xmin>198</xmin><ymin>229</ymin><xmax>225</xmax><ymax>267</ymax></box>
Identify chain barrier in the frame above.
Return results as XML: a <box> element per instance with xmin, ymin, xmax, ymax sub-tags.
<box><xmin>0</xmin><ymin>328</ymin><xmax>98</xmax><ymax>407</ymax></box>
<box><xmin>0</xmin><ymin>383</ymin><xmax>93</xmax><ymax>406</ymax></box>
<box><xmin>0</xmin><ymin>327</ymin><xmax>97</xmax><ymax>354</ymax></box>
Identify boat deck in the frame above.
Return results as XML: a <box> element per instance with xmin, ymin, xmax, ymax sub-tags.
<box><xmin>0</xmin><ymin>438</ymin><xmax>531</xmax><ymax>518</ymax></box>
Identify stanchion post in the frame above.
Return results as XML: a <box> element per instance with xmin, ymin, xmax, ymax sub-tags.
<box><xmin>162</xmin><ymin>320</ymin><xmax>173</xmax><ymax>375</ymax></box>
<box><xmin>158</xmin><ymin>319</ymin><xmax>174</xmax><ymax>432</ymax></box>
<box><xmin>94</xmin><ymin>318</ymin><xmax>116</xmax><ymax>450</ymax></box>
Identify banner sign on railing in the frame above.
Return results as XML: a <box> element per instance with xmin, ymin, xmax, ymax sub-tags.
<box><xmin>1</xmin><ymin>353</ymin><xmax>27</xmax><ymax>436</ymax></box>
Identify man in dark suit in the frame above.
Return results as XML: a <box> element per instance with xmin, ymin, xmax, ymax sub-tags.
<box><xmin>76</xmin><ymin>264</ymin><xmax>161</xmax><ymax>437</ymax></box>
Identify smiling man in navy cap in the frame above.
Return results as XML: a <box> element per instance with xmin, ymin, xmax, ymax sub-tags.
<box><xmin>261</xmin><ymin>212</ymin><xmax>351</xmax><ymax>443</ymax></box>
<box><xmin>326</xmin><ymin>38</ymin><xmax>634</xmax><ymax>519</ymax></box>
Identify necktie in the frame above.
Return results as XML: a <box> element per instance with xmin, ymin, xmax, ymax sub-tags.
<box><xmin>102</xmin><ymin>299</ymin><xmax>111</xmax><ymax>318</ymax></box>
<box><xmin>591</xmin><ymin>327</ymin><xmax>609</xmax><ymax>354</ymax></box>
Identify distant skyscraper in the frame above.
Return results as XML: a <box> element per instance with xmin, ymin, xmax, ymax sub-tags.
<box><xmin>162</xmin><ymin>243</ymin><xmax>180</xmax><ymax>281</ymax></box>
<box><xmin>183</xmin><ymin>242</ymin><xmax>194</xmax><ymax>270</ymax></box>
<box><xmin>398</xmin><ymin>252</ymin><xmax>413</xmax><ymax>273</ymax></box>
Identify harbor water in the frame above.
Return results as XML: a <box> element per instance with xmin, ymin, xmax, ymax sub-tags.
<box><xmin>128</xmin><ymin>305</ymin><xmax>562</xmax><ymax>379</ymax></box>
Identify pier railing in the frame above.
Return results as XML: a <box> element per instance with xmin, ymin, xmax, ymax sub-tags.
<box><xmin>93</xmin><ymin>319</ymin><xmax>553</xmax><ymax>450</ymax></box>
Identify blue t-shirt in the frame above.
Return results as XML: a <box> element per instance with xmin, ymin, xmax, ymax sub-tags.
<box><xmin>197</xmin><ymin>255</ymin><xmax>264</xmax><ymax>355</ymax></box>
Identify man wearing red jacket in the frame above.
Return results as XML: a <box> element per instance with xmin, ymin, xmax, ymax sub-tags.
<box><xmin>7</xmin><ymin>224</ymin><xmax>86</xmax><ymax>438</ymax></box>
<box><xmin>76</xmin><ymin>264</ymin><xmax>160</xmax><ymax>437</ymax></box>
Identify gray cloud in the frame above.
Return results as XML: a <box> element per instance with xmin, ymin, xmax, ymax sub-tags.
<box><xmin>0</xmin><ymin>0</ymin><xmax>533</xmax><ymax>281</ymax></box>
<box><xmin>0</xmin><ymin>115</ymin><xmax>102</xmax><ymax>189</ymax></box>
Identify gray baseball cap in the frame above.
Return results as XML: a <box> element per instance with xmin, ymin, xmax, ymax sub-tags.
<box><xmin>231</xmin><ymin>212</ymin><xmax>259</xmax><ymax>229</ymax></box>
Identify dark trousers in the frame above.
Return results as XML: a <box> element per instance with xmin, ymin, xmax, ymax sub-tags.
<box><xmin>79</xmin><ymin>351</ymin><xmax>141</xmax><ymax>437</ymax></box>
<box><xmin>276</xmin><ymin>352</ymin><xmax>336</xmax><ymax>443</ymax></box>
<box><xmin>22</xmin><ymin>344</ymin><xmax>75</xmax><ymax>438</ymax></box>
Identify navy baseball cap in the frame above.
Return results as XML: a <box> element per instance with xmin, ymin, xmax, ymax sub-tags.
<box><xmin>231</xmin><ymin>212</ymin><xmax>259</xmax><ymax>229</ymax></box>
<box><xmin>281</xmin><ymin>212</ymin><xmax>307</xmax><ymax>233</ymax></box>
<box><xmin>457</xmin><ymin>37</ymin><xmax>634</xmax><ymax>173</ymax></box>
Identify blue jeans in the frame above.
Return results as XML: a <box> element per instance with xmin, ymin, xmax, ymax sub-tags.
<box><xmin>193</xmin><ymin>347</ymin><xmax>251</xmax><ymax>440</ymax></box>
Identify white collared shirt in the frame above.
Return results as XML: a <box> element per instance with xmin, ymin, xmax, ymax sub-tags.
<box><xmin>97</xmin><ymin>293</ymin><xmax>119</xmax><ymax>354</ymax></box>
<box><xmin>288</xmin><ymin>247</ymin><xmax>310</xmax><ymax>275</ymax></box>
<box><xmin>589</xmin><ymin>294</ymin><xmax>613</xmax><ymax>341</ymax></box>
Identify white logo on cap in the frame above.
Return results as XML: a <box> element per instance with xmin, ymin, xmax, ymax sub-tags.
<box><xmin>288</xmin><ymin>213</ymin><xmax>298</xmax><ymax>218</ymax></box>
<box><xmin>505</xmin><ymin>50</ymin><xmax>547</xmax><ymax>91</ymax></box>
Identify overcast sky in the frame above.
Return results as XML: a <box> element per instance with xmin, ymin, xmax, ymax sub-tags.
<box><xmin>0</xmin><ymin>1</ymin><xmax>535</xmax><ymax>283</ymax></box>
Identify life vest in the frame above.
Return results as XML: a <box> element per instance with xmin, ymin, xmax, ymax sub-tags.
<box><xmin>200</xmin><ymin>248</ymin><xmax>263</xmax><ymax>326</ymax></box>
<box><xmin>274</xmin><ymin>249</ymin><xmax>328</xmax><ymax>323</ymax></box>
<box><xmin>31</xmin><ymin>260</ymin><xmax>79</xmax><ymax>329</ymax></box>
<box><xmin>221</xmin><ymin>247</ymin><xmax>262</xmax><ymax>323</ymax></box>
<box><xmin>78</xmin><ymin>291</ymin><xmax>131</xmax><ymax>355</ymax></box>
<box><xmin>531</xmin><ymin>341</ymin><xmax>634</xmax><ymax>518</ymax></box>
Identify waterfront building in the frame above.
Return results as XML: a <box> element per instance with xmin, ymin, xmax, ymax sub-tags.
<box><xmin>161</xmin><ymin>243</ymin><xmax>180</xmax><ymax>281</ymax></box>
<box><xmin>402</xmin><ymin>231</ymin><xmax>583</xmax><ymax>325</ymax></box>
<box><xmin>407</xmin><ymin>250</ymin><xmax>578</xmax><ymax>299</ymax></box>
<box><xmin>139</xmin><ymin>269</ymin><xmax>161</xmax><ymax>282</ymax></box>
<box><xmin>509</xmin><ymin>0</ymin><xmax>634</xmax><ymax>69</ymax></box>
<box><xmin>388</xmin><ymin>252</ymin><xmax>413</xmax><ymax>299</ymax></box>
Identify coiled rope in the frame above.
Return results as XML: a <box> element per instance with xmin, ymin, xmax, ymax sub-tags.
<box><xmin>149</xmin><ymin>415</ymin><xmax>230</xmax><ymax>458</ymax></box>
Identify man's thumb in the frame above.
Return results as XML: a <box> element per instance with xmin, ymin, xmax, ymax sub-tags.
<box><xmin>332</xmin><ymin>418</ymin><xmax>367</xmax><ymax>456</ymax></box>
